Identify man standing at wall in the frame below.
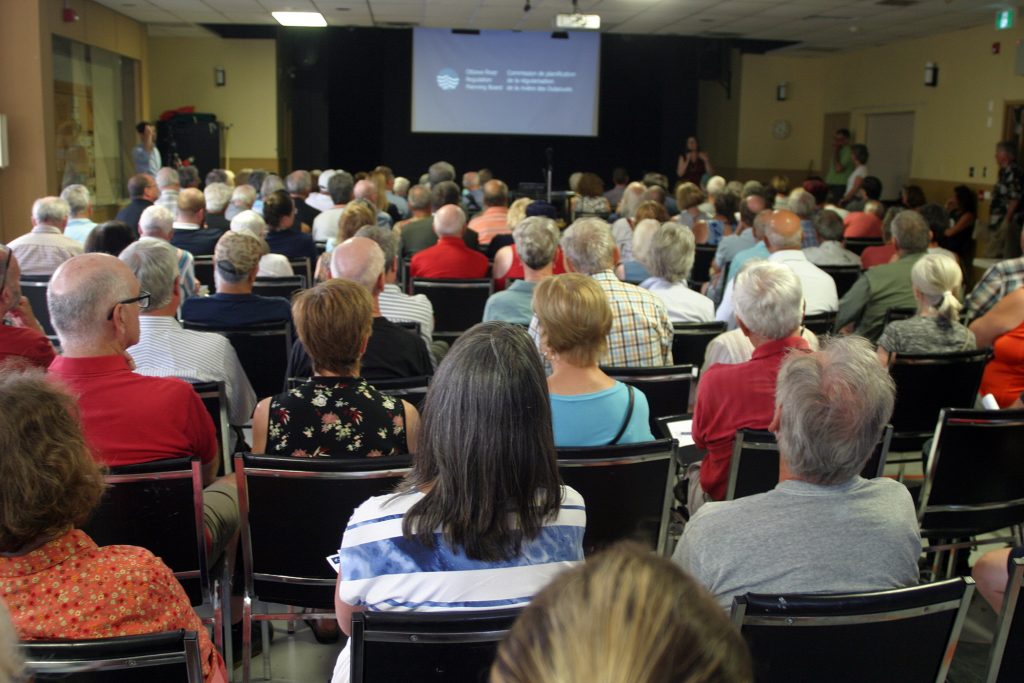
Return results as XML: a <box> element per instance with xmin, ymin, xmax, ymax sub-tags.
<box><xmin>987</xmin><ymin>141</ymin><xmax>1023</xmax><ymax>259</ymax></box>
<box><xmin>826</xmin><ymin>128</ymin><xmax>853</xmax><ymax>205</ymax></box>
<box><xmin>132</xmin><ymin>122</ymin><xmax>161</xmax><ymax>176</ymax></box>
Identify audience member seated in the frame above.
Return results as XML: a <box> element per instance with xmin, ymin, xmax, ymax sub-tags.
<box><xmin>139</xmin><ymin>205</ymin><xmax>198</xmax><ymax>303</ymax></box>
<box><xmin>603</xmin><ymin>167</ymin><xmax>629</xmax><ymax>210</ymax></box>
<box><xmin>181</xmin><ymin>231</ymin><xmax>292</xmax><ymax>326</ymax></box>
<box><xmin>570</xmin><ymin>172</ymin><xmax>612</xmax><ymax>218</ymax></box>
<box><xmin>115</xmin><ymin>173</ymin><xmax>157</xmax><ymax>233</ymax></box>
<box><xmin>263</xmin><ymin>189</ymin><xmax>317</xmax><ymax>262</ymax></box>
<box><xmin>483</xmin><ymin>216</ymin><xmax>559</xmax><ymax>325</ymax></box>
<box><xmin>290</xmin><ymin>237</ymin><xmax>434</xmax><ymax>380</ymax></box>
<box><xmin>876</xmin><ymin>253</ymin><xmax>975</xmax><ymax>364</ymax></box>
<box><xmin>0</xmin><ymin>244</ymin><xmax>55</xmax><ymax>368</ymax></box>
<box><xmin>859</xmin><ymin>205</ymin><xmax>902</xmax><ymax>268</ymax></box>
<box><xmin>229</xmin><ymin>209</ymin><xmax>295</xmax><ymax>277</ymax></box>
<box><xmin>154</xmin><ymin>166</ymin><xmax>181</xmax><ymax>214</ymax></box>
<box><xmin>675</xmin><ymin>335</ymin><xmax>921</xmax><ymax>609</ymax></box>
<box><xmin>788</xmin><ymin>188</ymin><xmax>819</xmax><ymax>248</ymax></box>
<box><xmin>843</xmin><ymin>199</ymin><xmax>885</xmax><ymax>240</ymax></box>
<box><xmin>352</xmin><ymin>178</ymin><xmax>393</xmax><ymax>228</ymax></box>
<box><xmin>313</xmin><ymin>202</ymin><xmax>381</xmax><ymax>282</ymax></box>
<box><xmin>9</xmin><ymin>196</ymin><xmax>82</xmax><ymax>276</ymax></box>
<box><xmin>534</xmin><ymin>273</ymin><xmax>654</xmax><ymax>447</ymax></box>
<box><xmin>974</xmin><ymin>543</ymin><xmax>1024</xmax><ymax>613</ymax></box>
<box><xmin>253</xmin><ymin>279</ymin><xmax>419</xmax><ymax>458</ymax></box>
<box><xmin>492</xmin><ymin>202</ymin><xmax>566</xmax><ymax>291</ymax></box>
<box><xmin>225</xmin><ymin>183</ymin><xmax>256</xmax><ymax>221</ymax></box>
<box><xmin>311</xmin><ymin>170</ymin><xmax>355</xmax><ymax>243</ymax></box>
<box><xmin>393</xmin><ymin>183</ymin><xmax>431</xmax><ymax>239</ymax></box>
<box><xmin>0</xmin><ymin>368</ymin><xmax>227</xmax><ymax>683</ymax></box>
<box><xmin>530</xmin><ymin>218</ymin><xmax>672</xmax><ymax>368</ymax></box>
<box><xmin>46</xmin><ymin>253</ymin><xmax>237</xmax><ymax>564</ymax></box>
<box><xmin>170</xmin><ymin>188</ymin><xmax>223</xmax><ymax>256</ymax></box>
<box><xmin>399</xmin><ymin>181</ymin><xmax>479</xmax><ymax>259</ymax></box>
<box><xmin>306</xmin><ymin>168</ymin><xmax>338</xmax><ymax>214</ymax></box>
<box><xmin>467</xmin><ymin>179</ymin><xmax>512</xmax><ymax>245</ymax></box>
<box><xmin>491</xmin><ymin>542</ymin><xmax>752</xmax><ymax>683</ymax></box>
<box><xmin>613</xmin><ymin>200</ymin><xmax>670</xmax><ymax>266</ymax></box>
<box><xmin>287</xmin><ymin>169</ymin><xmax>322</xmax><ymax>228</ymax></box>
<box><xmin>972</xmin><ymin>287</ymin><xmax>1024</xmax><ymax>406</ymax></box>
<box><xmin>83</xmin><ymin>220</ymin><xmax>135</xmax><ymax>256</ymax></box>
<box><xmin>121</xmin><ymin>239</ymin><xmax>256</xmax><ymax>430</ymax></box>
<box><xmin>610</xmin><ymin>181</ymin><xmax>645</xmax><ymax>232</ymax></box>
<box><xmin>724</xmin><ymin>209</ymin><xmax>773</xmax><ymax>286</ymax></box>
<box><xmin>203</xmin><ymin>182</ymin><xmax>233</xmax><ymax>232</ymax></box>
<box><xmin>410</xmin><ymin>204</ymin><xmax>489</xmax><ymax>279</ymax></box>
<box><xmin>672</xmin><ymin>182</ymin><xmax>705</xmax><ymax>230</ymax></box>
<box><xmin>717</xmin><ymin>210</ymin><xmax>838</xmax><ymax>329</ymax></box>
<box><xmin>804</xmin><ymin>209</ymin><xmax>861</xmax><ymax>266</ymax></box>
<box><xmin>918</xmin><ymin>203</ymin><xmax>960</xmax><ymax>262</ymax></box>
<box><xmin>0</xmin><ymin>601</ymin><xmax>22</xmax><ymax>683</ymax></box>
<box><xmin>60</xmin><ymin>184</ymin><xmax>98</xmax><ymax>245</ymax></box>
<box><xmin>689</xmin><ymin>262</ymin><xmax>811</xmax><ymax>506</ymax></box>
<box><xmin>965</xmin><ymin>228</ymin><xmax>1024</xmax><ymax>321</ymax></box>
<box><xmin>331</xmin><ymin>322</ymin><xmax>585</xmax><ymax>683</ymax></box>
<box><xmin>709</xmin><ymin>189</ymin><xmax>768</xmax><ymax>280</ymax></box>
<box><xmin>698</xmin><ymin>190</ymin><xmax>738</xmax><ymax>246</ymax></box>
<box><xmin>836</xmin><ymin>210</ymin><xmax>930</xmax><ymax>342</ymax></box>
<box><xmin>632</xmin><ymin>221</ymin><xmax>715</xmax><ymax>323</ymax></box>
<box><xmin>178</xmin><ymin>165</ymin><xmax>201</xmax><ymax>190</ymax></box>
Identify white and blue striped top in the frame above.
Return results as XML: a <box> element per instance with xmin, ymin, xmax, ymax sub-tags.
<box><xmin>331</xmin><ymin>486</ymin><xmax>585</xmax><ymax>682</ymax></box>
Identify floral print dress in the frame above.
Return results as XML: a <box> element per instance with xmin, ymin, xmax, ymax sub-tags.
<box><xmin>267</xmin><ymin>376</ymin><xmax>409</xmax><ymax>458</ymax></box>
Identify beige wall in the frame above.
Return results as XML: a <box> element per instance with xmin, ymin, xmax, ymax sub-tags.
<box><xmin>697</xmin><ymin>49</ymin><xmax>743</xmax><ymax>176</ymax></box>
<box><xmin>148</xmin><ymin>37</ymin><xmax>278</xmax><ymax>167</ymax></box>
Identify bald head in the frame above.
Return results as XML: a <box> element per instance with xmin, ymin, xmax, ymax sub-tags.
<box><xmin>330</xmin><ymin>236</ymin><xmax>386</xmax><ymax>295</ymax></box>
<box><xmin>434</xmin><ymin>204</ymin><xmax>467</xmax><ymax>237</ymax></box>
<box><xmin>48</xmin><ymin>253</ymin><xmax>137</xmax><ymax>347</ymax></box>
<box><xmin>353</xmin><ymin>179</ymin><xmax>377</xmax><ymax>202</ymax></box>
<box><xmin>765</xmin><ymin>210</ymin><xmax>803</xmax><ymax>251</ymax></box>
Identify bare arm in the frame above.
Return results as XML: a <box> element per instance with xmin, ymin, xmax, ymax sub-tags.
<box><xmin>876</xmin><ymin>346</ymin><xmax>892</xmax><ymax>366</ymax></box>
<box><xmin>700</xmin><ymin>151</ymin><xmax>714</xmax><ymax>176</ymax></box>
<box><xmin>492</xmin><ymin>245</ymin><xmax>514</xmax><ymax>281</ymax></box>
<box><xmin>401</xmin><ymin>400</ymin><xmax>420</xmax><ymax>453</ymax></box>
<box><xmin>334</xmin><ymin>570</ymin><xmax>365</xmax><ymax>636</ymax></box>
<box><xmin>946</xmin><ymin>211</ymin><xmax>975</xmax><ymax>237</ymax></box>
<box><xmin>839</xmin><ymin>174</ymin><xmax>864</xmax><ymax>206</ymax></box>
<box><xmin>677</xmin><ymin>154</ymin><xmax>689</xmax><ymax>178</ymax></box>
<box><xmin>969</xmin><ymin>290</ymin><xmax>1024</xmax><ymax>349</ymax></box>
<box><xmin>251</xmin><ymin>397</ymin><xmax>270</xmax><ymax>454</ymax></box>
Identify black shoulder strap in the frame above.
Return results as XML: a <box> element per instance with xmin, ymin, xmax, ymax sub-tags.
<box><xmin>609</xmin><ymin>384</ymin><xmax>635</xmax><ymax>446</ymax></box>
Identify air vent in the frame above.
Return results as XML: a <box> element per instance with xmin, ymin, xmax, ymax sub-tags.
<box><xmin>804</xmin><ymin>14</ymin><xmax>854</xmax><ymax>20</ymax></box>
<box><xmin>876</xmin><ymin>0</ymin><xmax>918</xmax><ymax>6</ymax></box>
<box><xmin>378</xmin><ymin>21</ymin><xmax>418</xmax><ymax>28</ymax></box>
<box><xmin>702</xmin><ymin>31</ymin><xmax>742</xmax><ymax>39</ymax></box>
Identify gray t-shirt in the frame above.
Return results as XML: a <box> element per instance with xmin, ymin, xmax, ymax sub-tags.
<box><xmin>876</xmin><ymin>315</ymin><xmax>976</xmax><ymax>355</ymax></box>
<box><xmin>673</xmin><ymin>477</ymin><xmax>921</xmax><ymax>610</ymax></box>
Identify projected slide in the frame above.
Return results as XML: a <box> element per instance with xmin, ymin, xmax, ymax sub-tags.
<box><xmin>412</xmin><ymin>28</ymin><xmax>600</xmax><ymax>137</ymax></box>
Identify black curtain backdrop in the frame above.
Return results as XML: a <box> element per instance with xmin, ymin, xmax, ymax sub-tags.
<box><xmin>280</xmin><ymin>27</ymin><xmax>712</xmax><ymax>189</ymax></box>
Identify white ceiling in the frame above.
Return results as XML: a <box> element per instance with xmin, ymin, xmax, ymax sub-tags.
<box><xmin>94</xmin><ymin>0</ymin><xmax>1011</xmax><ymax>53</ymax></box>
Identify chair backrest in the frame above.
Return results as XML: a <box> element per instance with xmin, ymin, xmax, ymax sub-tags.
<box><xmin>883</xmin><ymin>306</ymin><xmax>918</xmax><ymax>328</ymax></box>
<box><xmin>602</xmin><ymin>365</ymin><xmax>696</xmax><ymax>434</ymax></box>
<box><xmin>192</xmin><ymin>255</ymin><xmax>214</xmax><ymax>292</ymax></box>
<box><xmin>918</xmin><ymin>408</ymin><xmax>1024</xmax><ymax>538</ymax></box>
<box><xmin>350</xmin><ymin>608</ymin><xmax>521</xmax><ymax>683</ymax></box>
<box><xmin>732</xmin><ymin>577</ymin><xmax>974</xmax><ymax>683</ymax></box>
<box><xmin>986</xmin><ymin>558</ymin><xmax>1024</xmax><ymax>683</ymax></box>
<box><xmin>410</xmin><ymin>278</ymin><xmax>492</xmax><ymax>339</ymax></box>
<box><xmin>289</xmin><ymin>257</ymin><xmax>312</xmax><ymax>285</ymax></box>
<box><xmin>19</xmin><ymin>277</ymin><xmax>57</xmax><ymax>340</ymax></box>
<box><xmin>287</xmin><ymin>375</ymin><xmax>432</xmax><ymax>410</ymax></box>
<box><xmin>182</xmin><ymin>321</ymin><xmax>292</xmax><ymax>400</ymax></box>
<box><xmin>557</xmin><ymin>438</ymin><xmax>676</xmax><ymax>554</ymax></box>
<box><xmin>236</xmin><ymin>453</ymin><xmax>412</xmax><ymax>609</ymax></box>
<box><xmin>253</xmin><ymin>275</ymin><xmax>305</xmax><ymax>300</ymax></box>
<box><xmin>80</xmin><ymin>457</ymin><xmax>208</xmax><ymax>605</ymax></box>
<box><xmin>690</xmin><ymin>244</ymin><xmax>717</xmax><ymax>284</ymax></box>
<box><xmin>726</xmin><ymin>426</ymin><xmax>892</xmax><ymax>501</ymax></box>
<box><xmin>802</xmin><ymin>311</ymin><xmax>837</xmax><ymax>336</ymax></box>
<box><xmin>672</xmin><ymin>321</ymin><xmax>727</xmax><ymax>367</ymax></box>
<box><xmin>888</xmin><ymin>349</ymin><xmax>991</xmax><ymax>452</ymax></box>
<box><xmin>844</xmin><ymin>237</ymin><xmax>885</xmax><ymax>255</ymax></box>
<box><xmin>22</xmin><ymin>630</ymin><xmax>204</xmax><ymax>683</ymax></box>
<box><xmin>189</xmin><ymin>380</ymin><xmax>230</xmax><ymax>474</ymax></box>
<box><xmin>820</xmin><ymin>264</ymin><xmax>862</xmax><ymax>299</ymax></box>
<box><xmin>394</xmin><ymin>320</ymin><xmax>421</xmax><ymax>338</ymax></box>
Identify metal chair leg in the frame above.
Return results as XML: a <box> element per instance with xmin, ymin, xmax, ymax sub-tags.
<box><xmin>261</xmin><ymin>603</ymin><xmax>272</xmax><ymax>681</ymax></box>
<box><xmin>242</xmin><ymin>595</ymin><xmax>252</xmax><ymax>683</ymax></box>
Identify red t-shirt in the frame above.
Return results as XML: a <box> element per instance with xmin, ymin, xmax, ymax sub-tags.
<box><xmin>410</xmin><ymin>236</ymin><xmax>489</xmax><ymax>279</ymax></box>
<box><xmin>694</xmin><ymin>336</ymin><xmax>811</xmax><ymax>501</ymax></box>
<box><xmin>860</xmin><ymin>244</ymin><xmax>899</xmax><ymax>269</ymax></box>
<box><xmin>980</xmin><ymin>321</ymin><xmax>1024</xmax><ymax>407</ymax></box>
<box><xmin>494</xmin><ymin>246</ymin><xmax>567</xmax><ymax>291</ymax></box>
<box><xmin>843</xmin><ymin>212</ymin><xmax>883</xmax><ymax>239</ymax></box>
<box><xmin>0</xmin><ymin>323</ymin><xmax>55</xmax><ymax>369</ymax></box>
<box><xmin>48</xmin><ymin>354</ymin><xmax>217</xmax><ymax>467</ymax></box>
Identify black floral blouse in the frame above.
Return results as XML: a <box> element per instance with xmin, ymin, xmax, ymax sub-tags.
<box><xmin>267</xmin><ymin>377</ymin><xmax>408</xmax><ymax>458</ymax></box>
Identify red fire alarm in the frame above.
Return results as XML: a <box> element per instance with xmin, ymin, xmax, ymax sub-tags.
<box><xmin>63</xmin><ymin>1</ymin><xmax>79</xmax><ymax>22</ymax></box>
<box><xmin>993</xmin><ymin>41</ymin><xmax>1001</xmax><ymax>54</ymax></box>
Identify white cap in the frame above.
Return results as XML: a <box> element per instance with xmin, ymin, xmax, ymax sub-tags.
<box><xmin>318</xmin><ymin>169</ymin><xmax>336</xmax><ymax>191</ymax></box>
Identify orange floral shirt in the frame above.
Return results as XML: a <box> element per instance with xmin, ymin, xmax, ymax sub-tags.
<box><xmin>0</xmin><ymin>529</ymin><xmax>224</xmax><ymax>681</ymax></box>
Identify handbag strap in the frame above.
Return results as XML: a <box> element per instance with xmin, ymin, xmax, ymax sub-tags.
<box><xmin>609</xmin><ymin>384</ymin><xmax>635</xmax><ymax>446</ymax></box>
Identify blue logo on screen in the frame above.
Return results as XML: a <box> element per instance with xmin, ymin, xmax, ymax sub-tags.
<box><xmin>436</xmin><ymin>68</ymin><xmax>460</xmax><ymax>91</ymax></box>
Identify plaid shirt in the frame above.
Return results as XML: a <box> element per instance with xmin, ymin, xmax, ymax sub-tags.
<box><xmin>965</xmin><ymin>256</ymin><xmax>1024</xmax><ymax>321</ymax></box>
<box><xmin>530</xmin><ymin>270</ymin><xmax>673</xmax><ymax>368</ymax></box>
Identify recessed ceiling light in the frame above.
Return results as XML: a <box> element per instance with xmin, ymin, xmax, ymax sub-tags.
<box><xmin>272</xmin><ymin>11</ymin><xmax>327</xmax><ymax>27</ymax></box>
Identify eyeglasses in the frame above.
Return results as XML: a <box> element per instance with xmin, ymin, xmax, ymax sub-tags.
<box><xmin>106</xmin><ymin>290</ymin><xmax>151</xmax><ymax>320</ymax></box>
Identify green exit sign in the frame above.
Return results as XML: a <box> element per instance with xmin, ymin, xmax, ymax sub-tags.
<box><xmin>997</xmin><ymin>9</ymin><xmax>1014</xmax><ymax>30</ymax></box>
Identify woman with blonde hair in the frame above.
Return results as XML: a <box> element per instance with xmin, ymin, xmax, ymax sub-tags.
<box><xmin>491</xmin><ymin>542</ymin><xmax>752</xmax><ymax>683</ymax></box>
<box><xmin>534</xmin><ymin>273</ymin><xmax>654</xmax><ymax>446</ymax></box>
<box><xmin>876</xmin><ymin>252</ymin><xmax>975</xmax><ymax>364</ymax></box>
<box><xmin>314</xmin><ymin>201</ymin><xmax>379</xmax><ymax>282</ymax></box>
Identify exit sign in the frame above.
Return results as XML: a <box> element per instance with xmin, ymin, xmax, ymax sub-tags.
<box><xmin>997</xmin><ymin>9</ymin><xmax>1014</xmax><ymax>30</ymax></box>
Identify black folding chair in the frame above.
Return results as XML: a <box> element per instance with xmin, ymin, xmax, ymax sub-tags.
<box><xmin>19</xmin><ymin>276</ymin><xmax>57</xmax><ymax>342</ymax></box>
<box><xmin>235</xmin><ymin>453</ymin><xmax>412</xmax><ymax>682</ymax></box>
<box><xmin>918</xmin><ymin>409</ymin><xmax>1024</xmax><ymax>575</ymax></box>
<box><xmin>689</xmin><ymin>244</ymin><xmax>717</xmax><ymax>285</ymax></box>
<box><xmin>192</xmin><ymin>255</ymin><xmax>214</xmax><ymax>292</ymax></box>
<box><xmin>725</xmin><ymin>426</ymin><xmax>892</xmax><ymax>501</ymax></box>
<box><xmin>22</xmin><ymin>630</ymin><xmax>204</xmax><ymax>683</ymax></box>
<box><xmin>253</xmin><ymin>275</ymin><xmax>305</xmax><ymax>300</ymax></box>
<box><xmin>672</xmin><ymin>321</ymin><xmax>727</xmax><ymax>368</ymax></box>
<box><xmin>189</xmin><ymin>380</ymin><xmax>231</xmax><ymax>475</ymax></box>
<box><xmin>602</xmin><ymin>365</ymin><xmax>696</xmax><ymax>434</ymax></box>
<box><xmin>802</xmin><ymin>310</ymin><xmax>837</xmax><ymax>336</ymax></box>
<box><xmin>350</xmin><ymin>609</ymin><xmax>521</xmax><ymax>683</ymax></box>
<box><xmin>886</xmin><ymin>349</ymin><xmax>991</xmax><ymax>455</ymax></box>
<box><xmin>820</xmin><ymin>264</ymin><xmax>862</xmax><ymax>299</ymax></box>
<box><xmin>288</xmin><ymin>257</ymin><xmax>312</xmax><ymax>286</ymax></box>
<box><xmin>731</xmin><ymin>577</ymin><xmax>975</xmax><ymax>683</ymax></box>
<box><xmin>844</xmin><ymin>237</ymin><xmax>885</xmax><ymax>256</ymax></box>
<box><xmin>984</xmin><ymin>557</ymin><xmax>1024</xmax><ymax>683</ymax></box>
<box><xmin>182</xmin><ymin>321</ymin><xmax>293</xmax><ymax>401</ymax></box>
<box><xmin>557</xmin><ymin>438</ymin><xmax>676</xmax><ymax>555</ymax></box>
<box><xmin>410</xmin><ymin>278</ymin><xmax>492</xmax><ymax>343</ymax></box>
<box><xmin>883</xmin><ymin>306</ymin><xmax>918</xmax><ymax>328</ymax></box>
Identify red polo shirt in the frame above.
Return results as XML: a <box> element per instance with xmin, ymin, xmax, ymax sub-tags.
<box><xmin>410</xmin><ymin>236</ymin><xmax>489</xmax><ymax>279</ymax></box>
<box><xmin>860</xmin><ymin>243</ymin><xmax>899</xmax><ymax>269</ymax></box>
<box><xmin>694</xmin><ymin>335</ymin><xmax>810</xmax><ymax>501</ymax></box>
<box><xmin>48</xmin><ymin>354</ymin><xmax>217</xmax><ymax>467</ymax></box>
<box><xmin>0</xmin><ymin>324</ymin><xmax>55</xmax><ymax>369</ymax></box>
<box><xmin>843</xmin><ymin>212</ymin><xmax>883</xmax><ymax>239</ymax></box>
